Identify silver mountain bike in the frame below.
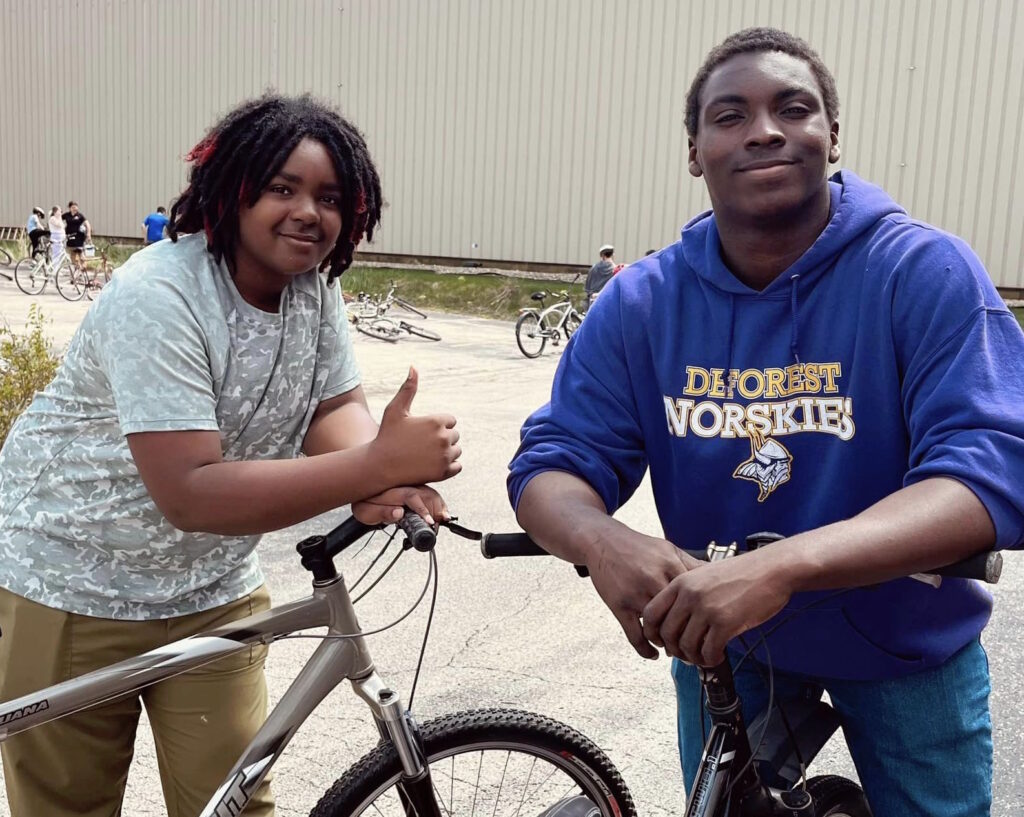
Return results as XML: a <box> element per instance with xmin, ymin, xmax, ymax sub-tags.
<box><xmin>0</xmin><ymin>514</ymin><xmax>635</xmax><ymax>817</ymax></box>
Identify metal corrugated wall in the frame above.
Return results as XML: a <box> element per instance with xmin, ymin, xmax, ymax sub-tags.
<box><xmin>1</xmin><ymin>0</ymin><xmax>1021</xmax><ymax>284</ymax></box>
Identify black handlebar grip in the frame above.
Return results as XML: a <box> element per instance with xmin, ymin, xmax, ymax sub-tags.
<box><xmin>480</xmin><ymin>532</ymin><xmax>546</xmax><ymax>558</ymax></box>
<box><xmin>398</xmin><ymin>512</ymin><xmax>436</xmax><ymax>552</ymax></box>
<box><xmin>931</xmin><ymin>551</ymin><xmax>1002</xmax><ymax>583</ymax></box>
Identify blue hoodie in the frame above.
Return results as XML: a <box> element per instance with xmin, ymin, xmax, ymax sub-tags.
<box><xmin>508</xmin><ymin>171</ymin><xmax>1024</xmax><ymax>681</ymax></box>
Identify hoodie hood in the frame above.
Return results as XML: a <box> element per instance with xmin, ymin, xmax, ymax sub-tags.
<box><xmin>681</xmin><ymin>170</ymin><xmax>906</xmax><ymax>297</ymax></box>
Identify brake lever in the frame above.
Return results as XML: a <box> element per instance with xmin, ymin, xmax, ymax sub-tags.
<box><xmin>437</xmin><ymin>518</ymin><xmax>483</xmax><ymax>541</ymax></box>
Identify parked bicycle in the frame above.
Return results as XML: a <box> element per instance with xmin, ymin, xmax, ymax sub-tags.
<box><xmin>515</xmin><ymin>277</ymin><xmax>585</xmax><ymax>359</ymax></box>
<box><xmin>57</xmin><ymin>241</ymin><xmax>114</xmax><ymax>301</ymax></box>
<box><xmin>0</xmin><ymin>513</ymin><xmax>634</xmax><ymax>817</ymax></box>
<box><xmin>478</xmin><ymin>530</ymin><xmax>1004</xmax><ymax>817</ymax></box>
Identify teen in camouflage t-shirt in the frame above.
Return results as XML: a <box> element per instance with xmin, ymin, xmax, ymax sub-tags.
<box><xmin>0</xmin><ymin>94</ymin><xmax>462</xmax><ymax>817</ymax></box>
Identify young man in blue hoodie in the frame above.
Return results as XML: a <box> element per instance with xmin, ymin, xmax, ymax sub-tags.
<box><xmin>508</xmin><ymin>27</ymin><xmax>1024</xmax><ymax>816</ymax></box>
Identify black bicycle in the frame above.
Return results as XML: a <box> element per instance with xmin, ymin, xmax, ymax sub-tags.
<box><xmin>472</xmin><ymin>529</ymin><xmax>1004</xmax><ymax>817</ymax></box>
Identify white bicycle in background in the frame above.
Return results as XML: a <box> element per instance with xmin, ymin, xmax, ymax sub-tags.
<box><xmin>515</xmin><ymin>276</ymin><xmax>586</xmax><ymax>359</ymax></box>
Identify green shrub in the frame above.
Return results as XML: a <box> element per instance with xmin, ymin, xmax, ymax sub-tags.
<box><xmin>0</xmin><ymin>305</ymin><xmax>60</xmax><ymax>447</ymax></box>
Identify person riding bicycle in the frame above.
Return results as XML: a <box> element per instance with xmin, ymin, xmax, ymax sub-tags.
<box><xmin>508</xmin><ymin>27</ymin><xmax>1024</xmax><ymax>817</ymax></box>
<box><xmin>0</xmin><ymin>94</ymin><xmax>462</xmax><ymax>817</ymax></box>
<box><xmin>25</xmin><ymin>207</ymin><xmax>49</xmax><ymax>257</ymax></box>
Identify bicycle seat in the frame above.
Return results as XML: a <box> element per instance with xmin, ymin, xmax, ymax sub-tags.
<box><xmin>530</xmin><ymin>292</ymin><xmax>548</xmax><ymax>301</ymax></box>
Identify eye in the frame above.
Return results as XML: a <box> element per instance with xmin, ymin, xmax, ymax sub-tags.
<box><xmin>319</xmin><ymin>194</ymin><xmax>341</xmax><ymax>206</ymax></box>
<box><xmin>782</xmin><ymin>106</ymin><xmax>811</xmax><ymax>116</ymax></box>
<box><xmin>267</xmin><ymin>184</ymin><xmax>291</xmax><ymax>195</ymax></box>
<box><xmin>714</xmin><ymin>112</ymin><xmax>743</xmax><ymax>124</ymax></box>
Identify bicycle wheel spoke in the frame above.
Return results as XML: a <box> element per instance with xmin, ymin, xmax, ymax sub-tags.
<box><xmin>430</xmin><ymin>775</ymin><xmax>453</xmax><ymax>817</ymax></box>
<box><xmin>490</xmin><ymin>751</ymin><xmax>511</xmax><ymax>817</ymax></box>
<box><xmin>512</xmin><ymin>755</ymin><xmax>538</xmax><ymax>817</ymax></box>
<box><xmin>472</xmin><ymin>750</ymin><xmax>483</xmax><ymax>815</ymax></box>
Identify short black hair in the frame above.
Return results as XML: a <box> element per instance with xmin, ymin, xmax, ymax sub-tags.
<box><xmin>169</xmin><ymin>93</ymin><xmax>383</xmax><ymax>285</ymax></box>
<box><xmin>685</xmin><ymin>27</ymin><xmax>839</xmax><ymax>139</ymax></box>
<box><xmin>156</xmin><ymin>206</ymin><xmax>166</xmax><ymax>214</ymax></box>
<box><xmin>67</xmin><ymin>200</ymin><xmax>78</xmax><ymax>208</ymax></box>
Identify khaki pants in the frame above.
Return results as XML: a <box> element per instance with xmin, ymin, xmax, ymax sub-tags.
<box><xmin>0</xmin><ymin>586</ymin><xmax>275</xmax><ymax>817</ymax></box>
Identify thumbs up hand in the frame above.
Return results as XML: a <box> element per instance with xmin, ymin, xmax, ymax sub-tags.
<box><xmin>371</xmin><ymin>367</ymin><xmax>462</xmax><ymax>486</ymax></box>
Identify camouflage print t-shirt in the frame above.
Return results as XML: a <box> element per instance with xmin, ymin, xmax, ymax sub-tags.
<box><xmin>0</xmin><ymin>233</ymin><xmax>360</xmax><ymax>620</ymax></box>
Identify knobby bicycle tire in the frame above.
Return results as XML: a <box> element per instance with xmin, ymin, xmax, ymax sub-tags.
<box><xmin>14</xmin><ymin>258</ymin><xmax>47</xmax><ymax>295</ymax></box>
<box><xmin>357</xmin><ymin>320</ymin><xmax>401</xmax><ymax>343</ymax></box>
<box><xmin>56</xmin><ymin>266</ymin><xmax>87</xmax><ymax>301</ymax></box>
<box><xmin>516</xmin><ymin>312</ymin><xmax>546</xmax><ymax>358</ymax></box>
<box><xmin>401</xmin><ymin>322</ymin><xmax>441</xmax><ymax>341</ymax></box>
<box><xmin>394</xmin><ymin>297</ymin><xmax>427</xmax><ymax>319</ymax></box>
<box><xmin>310</xmin><ymin>708</ymin><xmax>636</xmax><ymax>817</ymax></box>
<box><xmin>805</xmin><ymin>775</ymin><xmax>872</xmax><ymax>817</ymax></box>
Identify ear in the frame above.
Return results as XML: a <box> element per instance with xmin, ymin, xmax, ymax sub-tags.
<box><xmin>688</xmin><ymin>138</ymin><xmax>703</xmax><ymax>178</ymax></box>
<box><xmin>828</xmin><ymin>121</ymin><xmax>841</xmax><ymax>165</ymax></box>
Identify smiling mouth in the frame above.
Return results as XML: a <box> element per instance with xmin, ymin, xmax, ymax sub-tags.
<box><xmin>738</xmin><ymin>160</ymin><xmax>797</xmax><ymax>172</ymax></box>
<box><xmin>280</xmin><ymin>233</ymin><xmax>321</xmax><ymax>244</ymax></box>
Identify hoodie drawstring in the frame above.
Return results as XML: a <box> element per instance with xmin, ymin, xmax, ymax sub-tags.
<box><xmin>789</xmin><ymin>273</ymin><xmax>803</xmax><ymax>387</ymax></box>
<box><xmin>725</xmin><ymin>295</ymin><xmax>737</xmax><ymax>397</ymax></box>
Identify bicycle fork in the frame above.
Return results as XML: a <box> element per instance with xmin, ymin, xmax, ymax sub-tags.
<box><xmin>355</xmin><ymin>675</ymin><xmax>442</xmax><ymax>817</ymax></box>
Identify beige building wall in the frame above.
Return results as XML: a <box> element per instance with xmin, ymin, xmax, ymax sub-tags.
<box><xmin>1</xmin><ymin>0</ymin><xmax>1021</xmax><ymax>286</ymax></box>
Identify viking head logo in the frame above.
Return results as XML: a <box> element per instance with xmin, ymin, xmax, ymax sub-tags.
<box><xmin>733</xmin><ymin>425</ymin><xmax>792</xmax><ymax>502</ymax></box>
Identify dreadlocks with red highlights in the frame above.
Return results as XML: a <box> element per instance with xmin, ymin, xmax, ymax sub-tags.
<box><xmin>169</xmin><ymin>93</ymin><xmax>383</xmax><ymax>285</ymax></box>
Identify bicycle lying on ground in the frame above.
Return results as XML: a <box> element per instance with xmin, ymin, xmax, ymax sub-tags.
<box><xmin>355</xmin><ymin>314</ymin><xmax>442</xmax><ymax>343</ymax></box>
<box><xmin>479</xmin><ymin>530</ymin><xmax>1004</xmax><ymax>816</ymax></box>
<box><xmin>350</xmin><ymin>280</ymin><xmax>428</xmax><ymax>321</ymax></box>
<box><xmin>348</xmin><ymin>280</ymin><xmax>441</xmax><ymax>342</ymax></box>
<box><xmin>0</xmin><ymin>513</ymin><xmax>633</xmax><ymax>817</ymax></box>
<box><xmin>515</xmin><ymin>278</ymin><xmax>585</xmax><ymax>359</ymax></box>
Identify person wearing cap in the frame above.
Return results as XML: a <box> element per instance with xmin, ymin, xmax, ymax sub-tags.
<box><xmin>585</xmin><ymin>244</ymin><xmax>616</xmax><ymax>304</ymax></box>
<box><xmin>26</xmin><ymin>208</ymin><xmax>50</xmax><ymax>258</ymax></box>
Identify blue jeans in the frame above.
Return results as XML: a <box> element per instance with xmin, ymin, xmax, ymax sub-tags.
<box><xmin>672</xmin><ymin>639</ymin><xmax>992</xmax><ymax>816</ymax></box>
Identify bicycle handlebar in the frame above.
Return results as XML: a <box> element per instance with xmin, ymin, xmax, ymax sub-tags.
<box><xmin>478</xmin><ymin>532</ymin><xmax>1003</xmax><ymax>584</ymax></box>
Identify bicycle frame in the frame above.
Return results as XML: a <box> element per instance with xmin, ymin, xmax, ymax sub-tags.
<box><xmin>0</xmin><ymin>542</ymin><xmax>437</xmax><ymax>817</ymax></box>
<box><xmin>534</xmin><ymin>299</ymin><xmax>582</xmax><ymax>338</ymax></box>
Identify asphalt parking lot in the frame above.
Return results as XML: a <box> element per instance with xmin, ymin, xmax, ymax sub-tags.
<box><xmin>1</xmin><ymin>281</ymin><xmax>1022</xmax><ymax>816</ymax></box>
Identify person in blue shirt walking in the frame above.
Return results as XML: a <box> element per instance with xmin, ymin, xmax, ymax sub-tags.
<box><xmin>508</xmin><ymin>27</ymin><xmax>1024</xmax><ymax>816</ymax></box>
<box><xmin>142</xmin><ymin>205</ymin><xmax>170</xmax><ymax>244</ymax></box>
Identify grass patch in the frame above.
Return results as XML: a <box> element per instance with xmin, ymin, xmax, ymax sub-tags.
<box><xmin>0</xmin><ymin>239</ymin><xmax>26</xmax><ymax>260</ymax></box>
<box><xmin>341</xmin><ymin>266</ymin><xmax>587</xmax><ymax>321</ymax></box>
<box><xmin>1013</xmin><ymin>307</ymin><xmax>1024</xmax><ymax>330</ymax></box>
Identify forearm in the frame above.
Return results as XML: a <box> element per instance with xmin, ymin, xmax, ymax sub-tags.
<box><xmin>766</xmin><ymin>477</ymin><xmax>996</xmax><ymax>593</ymax></box>
<box><xmin>516</xmin><ymin>470</ymin><xmax>632</xmax><ymax>564</ymax></box>
<box><xmin>175</xmin><ymin>444</ymin><xmax>394</xmax><ymax>535</ymax></box>
<box><xmin>302</xmin><ymin>397</ymin><xmax>379</xmax><ymax>456</ymax></box>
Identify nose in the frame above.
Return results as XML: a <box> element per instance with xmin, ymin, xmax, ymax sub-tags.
<box><xmin>744</xmin><ymin>108</ymin><xmax>785</xmax><ymax>150</ymax></box>
<box><xmin>290</xmin><ymin>193</ymin><xmax>320</xmax><ymax>225</ymax></box>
